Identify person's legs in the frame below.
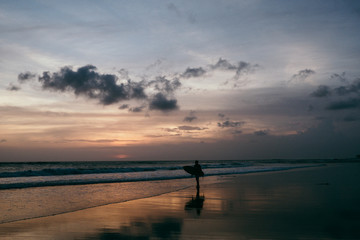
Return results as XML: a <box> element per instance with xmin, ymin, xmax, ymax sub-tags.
<box><xmin>196</xmin><ymin>176</ymin><xmax>200</xmax><ymax>190</ymax></box>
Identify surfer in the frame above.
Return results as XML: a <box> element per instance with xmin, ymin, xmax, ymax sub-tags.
<box><xmin>183</xmin><ymin>161</ymin><xmax>204</xmax><ymax>193</ymax></box>
<box><xmin>194</xmin><ymin>160</ymin><xmax>202</xmax><ymax>191</ymax></box>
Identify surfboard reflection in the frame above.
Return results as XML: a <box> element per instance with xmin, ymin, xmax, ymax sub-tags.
<box><xmin>185</xmin><ymin>190</ymin><xmax>205</xmax><ymax>216</ymax></box>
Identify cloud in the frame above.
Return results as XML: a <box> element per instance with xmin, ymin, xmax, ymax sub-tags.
<box><xmin>311</xmin><ymin>85</ymin><xmax>331</xmax><ymax>97</ymax></box>
<box><xmin>35</xmin><ymin>65</ymin><xmax>147</xmax><ymax>105</ymax></box>
<box><xmin>210</xmin><ymin>58</ymin><xmax>256</xmax><ymax>80</ymax></box>
<box><xmin>180</xmin><ymin>67</ymin><xmax>206</xmax><ymax>78</ymax></box>
<box><xmin>129</xmin><ymin>105</ymin><xmax>146</xmax><ymax>113</ymax></box>
<box><xmin>326</xmin><ymin>98</ymin><xmax>360</xmax><ymax>110</ymax></box>
<box><xmin>330</xmin><ymin>72</ymin><xmax>347</xmax><ymax>82</ymax></box>
<box><xmin>18</xmin><ymin>71</ymin><xmax>36</xmax><ymax>82</ymax></box>
<box><xmin>162</xmin><ymin>128</ymin><xmax>178</xmax><ymax>133</ymax></box>
<box><xmin>254</xmin><ymin>129</ymin><xmax>270</xmax><ymax>136</ymax></box>
<box><xmin>16</xmin><ymin>59</ymin><xmax>256</xmax><ymax>111</ymax></box>
<box><xmin>118</xmin><ymin>68</ymin><xmax>130</xmax><ymax>81</ymax></box>
<box><xmin>311</xmin><ymin>76</ymin><xmax>360</xmax><ymax>111</ymax></box>
<box><xmin>149</xmin><ymin>93</ymin><xmax>178</xmax><ymax>111</ymax></box>
<box><xmin>183</xmin><ymin>116</ymin><xmax>197</xmax><ymax>122</ymax></box>
<box><xmin>0</xmin><ymin>139</ymin><xmax>7</xmax><ymax>143</ymax></box>
<box><xmin>148</xmin><ymin>76</ymin><xmax>181</xmax><ymax>94</ymax></box>
<box><xmin>178</xmin><ymin>126</ymin><xmax>206</xmax><ymax>131</ymax></box>
<box><xmin>17</xmin><ymin>65</ymin><xmax>182</xmax><ymax>112</ymax></box>
<box><xmin>297</xmin><ymin>69</ymin><xmax>316</xmax><ymax>77</ymax></box>
<box><xmin>290</xmin><ymin>69</ymin><xmax>315</xmax><ymax>83</ymax></box>
<box><xmin>183</xmin><ymin>110</ymin><xmax>197</xmax><ymax>122</ymax></box>
<box><xmin>179</xmin><ymin>58</ymin><xmax>258</xmax><ymax>84</ymax></box>
<box><xmin>161</xmin><ymin>125</ymin><xmax>207</xmax><ymax>132</ymax></box>
<box><xmin>311</xmin><ymin>76</ymin><xmax>360</xmax><ymax>98</ymax></box>
<box><xmin>218</xmin><ymin>113</ymin><xmax>225</xmax><ymax>118</ymax></box>
<box><xmin>217</xmin><ymin>120</ymin><xmax>245</xmax><ymax>128</ymax></box>
<box><xmin>210</xmin><ymin>58</ymin><xmax>238</xmax><ymax>71</ymax></box>
<box><xmin>7</xmin><ymin>83</ymin><xmax>21</xmax><ymax>91</ymax></box>
<box><xmin>333</xmin><ymin>78</ymin><xmax>360</xmax><ymax>95</ymax></box>
<box><xmin>118</xmin><ymin>104</ymin><xmax>129</xmax><ymax>110</ymax></box>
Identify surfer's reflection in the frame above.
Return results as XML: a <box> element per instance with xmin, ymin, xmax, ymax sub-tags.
<box><xmin>185</xmin><ymin>190</ymin><xmax>205</xmax><ymax>216</ymax></box>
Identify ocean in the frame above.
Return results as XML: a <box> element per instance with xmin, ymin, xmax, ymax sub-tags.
<box><xmin>0</xmin><ymin>159</ymin><xmax>328</xmax><ymax>223</ymax></box>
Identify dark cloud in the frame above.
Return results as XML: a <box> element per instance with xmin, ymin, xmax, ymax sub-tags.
<box><xmin>16</xmin><ymin>59</ymin><xmax>256</xmax><ymax>112</ymax></box>
<box><xmin>0</xmin><ymin>139</ymin><xmax>7</xmax><ymax>143</ymax></box>
<box><xmin>149</xmin><ymin>93</ymin><xmax>178</xmax><ymax>111</ymax></box>
<box><xmin>118</xmin><ymin>104</ymin><xmax>129</xmax><ymax>110</ymax></box>
<box><xmin>183</xmin><ymin>116</ymin><xmax>197</xmax><ymax>122</ymax></box>
<box><xmin>210</xmin><ymin>58</ymin><xmax>238</xmax><ymax>71</ymax></box>
<box><xmin>217</xmin><ymin>120</ymin><xmax>245</xmax><ymax>128</ymax></box>
<box><xmin>208</xmin><ymin>58</ymin><xmax>259</xmax><ymax>87</ymax></box>
<box><xmin>178</xmin><ymin>126</ymin><xmax>206</xmax><ymax>131</ymax></box>
<box><xmin>118</xmin><ymin>68</ymin><xmax>130</xmax><ymax>81</ymax></box>
<box><xmin>183</xmin><ymin>110</ymin><xmax>197</xmax><ymax>122</ymax></box>
<box><xmin>7</xmin><ymin>83</ymin><xmax>21</xmax><ymax>91</ymax></box>
<box><xmin>326</xmin><ymin>98</ymin><xmax>360</xmax><ymax>110</ymax></box>
<box><xmin>181</xmin><ymin>67</ymin><xmax>206</xmax><ymax>78</ymax></box>
<box><xmin>330</xmin><ymin>72</ymin><xmax>347</xmax><ymax>82</ymax></box>
<box><xmin>17</xmin><ymin>65</ymin><xmax>183</xmax><ymax>112</ymax></box>
<box><xmin>218</xmin><ymin>113</ymin><xmax>225</xmax><ymax>118</ymax></box>
<box><xmin>129</xmin><ymin>105</ymin><xmax>146</xmax><ymax>113</ymax></box>
<box><xmin>179</xmin><ymin>58</ymin><xmax>257</xmax><ymax>84</ymax></box>
<box><xmin>36</xmin><ymin>65</ymin><xmax>147</xmax><ymax>105</ymax></box>
<box><xmin>18</xmin><ymin>71</ymin><xmax>36</xmax><ymax>82</ymax></box>
<box><xmin>254</xmin><ymin>129</ymin><xmax>270</xmax><ymax>136</ymax></box>
<box><xmin>311</xmin><ymin>76</ymin><xmax>360</xmax><ymax>98</ymax></box>
<box><xmin>148</xmin><ymin>76</ymin><xmax>181</xmax><ymax>94</ymax></box>
<box><xmin>311</xmin><ymin>76</ymin><xmax>360</xmax><ymax>112</ymax></box>
<box><xmin>210</xmin><ymin>58</ymin><xmax>256</xmax><ymax>80</ymax></box>
<box><xmin>334</xmin><ymin>78</ymin><xmax>360</xmax><ymax>95</ymax></box>
<box><xmin>290</xmin><ymin>69</ymin><xmax>315</xmax><ymax>83</ymax></box>
<box><xmin>292</xmin><ymin>69</ymin><xmax>316</xmax><ymax>79</ymax></box>
<box><xmin>311</xmin><ymin>85</ymin><xmax>331</xmax><ymax>97</ymax></box>
<box><xmin>163</xmin><ymin>128</ymin><xmax>178</xmax><ymax>133</ymax></box>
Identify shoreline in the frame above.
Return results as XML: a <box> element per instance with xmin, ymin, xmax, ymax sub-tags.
<box><xmin>1</xmin><ymin>163</ymin><xmax>359</xmax><ymax>239</ymax></box>
<box><xmin>0</xmin><ymin>163</ymin><xmax>325</xmax><ymax>224</ymax></box>
<box><xmin>0</xmin><ymin>161</ymin><xmax>327</xmax><ymax>190</ymax></box>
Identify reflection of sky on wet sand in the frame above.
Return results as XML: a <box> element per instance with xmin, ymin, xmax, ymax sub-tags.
<box><xmin>1</xmin><ymin>164</ymin><xmax>360</xmax><ymax>239</ymax></box>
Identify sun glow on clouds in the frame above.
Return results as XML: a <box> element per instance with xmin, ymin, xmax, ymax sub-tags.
<box><xmin>1</xmin><ymin>1</ymin><xmax>360</xmax><ymax>160</ymax></box>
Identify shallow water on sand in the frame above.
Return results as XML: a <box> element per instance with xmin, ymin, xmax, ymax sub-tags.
<box><xmin>1</xmin><ymin>164</ymin><xmax>360</xmax><ymax>239</ymax></box>
<box><xmin>0</xmin><ymin>175</ymin><xmax>228</xmax><ymax>224</ymax></box>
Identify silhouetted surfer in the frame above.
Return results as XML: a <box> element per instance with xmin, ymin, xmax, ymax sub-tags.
<box><xmin>194</xmin><ymin>160</ymin><xmax>202</xmax><ymax>191</ymax></box>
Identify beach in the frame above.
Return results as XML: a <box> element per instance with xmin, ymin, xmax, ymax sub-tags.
<box><xmin>0</xmin><ymin>163</ymin><xmax>359</xmax><ymax>239</ymax></box>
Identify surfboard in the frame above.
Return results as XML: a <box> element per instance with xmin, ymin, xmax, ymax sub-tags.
<box><xmin>183</xmin><ymin>166</ymin><xmax>204</xmax><ymax>177</ymax></box>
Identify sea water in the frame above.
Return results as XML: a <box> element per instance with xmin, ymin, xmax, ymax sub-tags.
<box><xmin>0</xmin><ymin>160</ymin><xmax>324</xmax><ymax>223</ymax></box>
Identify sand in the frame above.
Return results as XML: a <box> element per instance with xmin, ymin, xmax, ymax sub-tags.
<box><xmin>0</xmin><ymin>163</ymin><xmax>359</xmax><ymax>239</ymax></box>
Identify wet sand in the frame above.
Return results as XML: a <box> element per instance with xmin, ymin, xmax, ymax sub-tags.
<box><xmin>0</xmin><ymin>163</ymin><xmax>359</xmax><ymax>239</ymax></box>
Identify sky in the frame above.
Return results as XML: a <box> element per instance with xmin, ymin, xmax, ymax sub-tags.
<box><xmin>1</xmin><ymin>0</ymin><xmax>360</xmax><ymax>161</ymax></box>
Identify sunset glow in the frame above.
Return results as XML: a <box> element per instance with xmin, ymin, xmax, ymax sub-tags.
<box><xmin>1</xmin><ymin>1</ymin><xmax>360</xmax><ymax>161</ymax></box>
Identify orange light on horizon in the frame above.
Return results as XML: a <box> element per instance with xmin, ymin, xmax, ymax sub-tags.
<box><xmin>115</xmin><ymin>154</ymin><xmax>130</xmax><ymax>159</ymax></box>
